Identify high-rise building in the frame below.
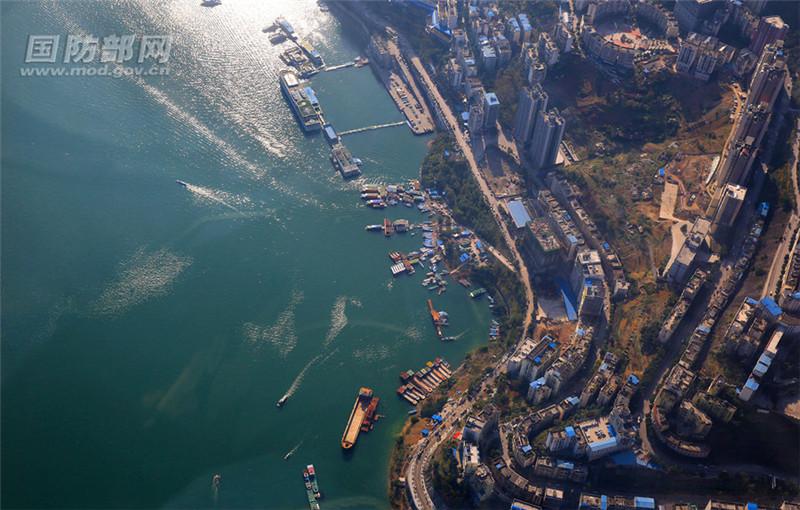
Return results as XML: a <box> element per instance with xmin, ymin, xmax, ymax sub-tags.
<box><xmin>749</xmin><ymin>15</ymin><xmax>788</xmax><ymax>56</ymax></box>
<box><xmin>715</xmin><ymin>140</ymin><xmax>759</xmax><ymax>188</ymax></box>
<box><xmin>747</xmin><ymin>41</ymin><xmax>788</xmax><ymax>111</ymax></box>
<box><xmin>676</xmin><ymin>33</ymin><xmax>733</xmax><ymax>81</ymax></box>
<box><xmin>745</xmin><ymin>0</ymin><xmax>768</xmax><ymax>14</ymax></box>
<box><xmin>517</xmin><ymin>13</ymin><xmax>532</xmax><ymax>43</ymax></box>
<box><xmin>468</xmin><ymin>102</ymin><xmax>484</xmax><ymax>134</ymax></box>
<box><xmin>526</xmin><ymin>58</ymin><xmax>547</xmax><ymax>85</ymax></box>
<box><xmin>483</xmin><ymin>92</ymin><xmax>500</xmax><ymax>130</ymax></box>
<box><xmin>513</xmin><ymin>84</ymin><xmax>548</xmax><ymax>145</ymax></box>
<box><xmin>674</xmin><ymin>0</ymin><xmax>719</xmax><ymax>34</ymax></box>
<box><xmin>578</xmin><ymin>280</ymin><xmax>605</xmax><ymax>317</ymax></box>
<box><xmin>538</xmin><ymin>32</ymin><xmax>560</xmax><ymax>66</ymax></box>
<box><xmin>712</xmin><ymin>183</ymin><xmax>747</xmax><ymax>229</ymax></box>
<box><xmin>529</xmin><ymin>109</ymin><xmax>565</xmax><ymax>171</ymax></box>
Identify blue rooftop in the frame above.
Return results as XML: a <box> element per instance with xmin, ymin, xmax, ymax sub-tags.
<box><xmin>761</xmin><ymin>296</ymin><xmax>782</xmax><ymax>317</ymax></box>
<box><xmin>304</xmin><ymin>87</ymin><xmax>318</xmax><ymax>105</ymax></box>
<box><xmin>635</xmin><ymin>497</ymin><xmax>656</xmax><ymax>509</ymax></box>
<box><xmin>556</xmin><ymin>460</ymin><xmax>574</xmax><ymax>469</ymax></box>
<box><xmin>565</xmin><ymin>426</ymin><xmax>576</xmax><ymax>437</ymax></box>
<box><xmin>747</xmin><ymin>503</ymin><xmax>758</xmax><ymax>510</ymax></box>
<box><xmin>507</xmin><ymin>199</ymin><xmax>532</xmax><ymax>229</ymax></box>
<box><xmin>628</xmin><ymin>374</ymin><xmax>640</xmax><ymax>385</ymax></box>
<box><xmin>484</xmin><ymin>92</ymin><xmax>499</xmax><ymax>106</ymax></box>
<box><xmin>521</xmin><ymin>444</ymin><xmax>532</xmax><ymax>453</ymax></box>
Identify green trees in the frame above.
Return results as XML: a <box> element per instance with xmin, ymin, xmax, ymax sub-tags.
<box><xmin>420</xmin><ymin>135</ymin><xmax>506</xmax><ymax>251</ymax></box>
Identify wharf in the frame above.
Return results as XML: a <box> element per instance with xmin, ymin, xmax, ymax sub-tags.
<box><xmin>338</xmin><ymin>121</ymin><xmax>406</xmax><ymax>136</ymax></box>
<box><xmin>396</xmin><ymin>358</ymin><xmax>452</xmax><ymax>405</ymax></box>
<box><xmin>330</xmin><ymin>142</ymin><xmax>361</xmax><ymax>179</ymax></box>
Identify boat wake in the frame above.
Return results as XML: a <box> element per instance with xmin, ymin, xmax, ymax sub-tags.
<box><xmin>281</xmin><ymin>348</ymin><xmax>338</xmax><ymax>401</ymax></box>
<box><xmin>91</xmin><ymin>248</ymin><xmax>192</xmax><ymax>317</ymax></box>
<box><xmin>450</xmin><ymin>329</ymin><xmax>468</xmax><ymax>340</ymax></box>
<box><xmin>283</xmin><ymin>439</ymin><xmax>303</xmax><ymax>460</ymax></box>
<box><xmin>323</xmin><ymin>296</ymin><xmax>349</xmax><ymax>348</ymax></box>
<box><xmin>180</xmin><ymin>181</ymin><xmax>250</xmax><ymax>213</ymax></box>
<box><xmin>353</xmin><ymin>344</ymin><xmax>391</xmax><ymax>362</ymax></box>
<box><xmin>243</xmin><ymin>290</ymin><xmax>303</xmax><ymax>357</ymax></box>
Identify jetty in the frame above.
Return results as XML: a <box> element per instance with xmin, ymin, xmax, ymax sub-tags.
<box><xmin>396</xmin><ymin>358</ymin><xmax>452</xmax><ymax>405</ymax></box>
<box><xmin>338</xmin><ymin>121</ymin><xmax>406</xmax><ymax>136</ymax></box>
<box><xmin>427</xmin><ymin>299</ymin><xmax>448</xmax><ymax>339</ymax></box>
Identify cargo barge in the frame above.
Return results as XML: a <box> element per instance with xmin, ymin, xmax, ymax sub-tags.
<box><xmin>341</xmin><ymin>387</ymin><xmax>379</xmax><ymax>449</ymax></box>
<box><xmin>280</xmin><ymin>69</ymin><xmax>322</xmax><ymax>133</ymax></box>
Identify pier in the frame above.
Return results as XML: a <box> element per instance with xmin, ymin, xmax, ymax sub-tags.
<box><xmin>338</xmin><ymin>121</ymin><xmax>406</xmax><ymax>136</ymax></box>
<box><xmin>325</xmin><ymin>62</ymin><xmax>355</xmax><ymax>72</ymax></box>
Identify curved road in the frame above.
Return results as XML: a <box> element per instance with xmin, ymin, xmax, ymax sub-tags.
<box><xmin>405</xmin><ymin>51</ymin><xmax>536</xmax><ymax>339</ymax></box>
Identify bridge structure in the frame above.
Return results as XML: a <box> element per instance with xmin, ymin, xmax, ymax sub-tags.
<box><xmin>338</xmin><ymin>121</ymin><xmax>406</xmax><ymax>136</ymax></box>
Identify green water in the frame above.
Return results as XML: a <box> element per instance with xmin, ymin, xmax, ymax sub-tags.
<box><xmin>1</xmin><ymin>1</ymin><xmax>491</xmax><ymax>508</ymax></box>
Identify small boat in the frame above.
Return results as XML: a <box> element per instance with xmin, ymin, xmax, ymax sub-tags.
<box><xmin>269</xmin><ymin>33</ymin><xmax>287</xmax><ymax>44</ymax></box>
<box><xmin>365</xmin><ymin>224</ymin><xmax>382</xmax><ymax>231</ymax></box>
<box><xmin>284</xmin><ymin>451</ymin><xmax>293</xmax><ymax>460</ymax></box>
<box><xmin>307</xmin><ymin>464</ymin><xmax>321</xmax><ymax>499</ymax></box>
<box><xmin>212</xmin><ymin>474</ymin><xmax>221</xmax><ymax>488</ymax></box>
<box><xmin>201</xmin><ymin>0</ymin><xmax>221</xmax><ymax>6</ymax></box>
<box><xmin>277</xmin><ymin>395</ymin><xmax>289</xmax><ymax>408</ymax></box>
<box><xmin>176</xmin><ymin>179</ymin><xmax>188</xmax><ymax>187</ymax></box>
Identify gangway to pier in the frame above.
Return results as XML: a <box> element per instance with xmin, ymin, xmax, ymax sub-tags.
<box><xmin>325</xmin><ymin>61</ymin><xmax>355</xmax><ymax>71</ymax></box>
<box><xmin>338</xmin><ymin>121</ymin><xmax>406</xmax><ymax>136</ymax></box>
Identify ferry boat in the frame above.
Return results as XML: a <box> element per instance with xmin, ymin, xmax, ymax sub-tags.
<box><xmin>469</xmin><ymin>287</ymin><xmax>487</xmax><ymax>299</ymax></box>
<box><xmin>279</xmin><ymin>69</ymin><xmax>322</xmax><ymax>133</ymax></box>
<box><xmin>275</xmin><ymin>16</ymin><xmax>296</xmax><ymax>39</ymax></box>
<box><xmin>269</xmin><ymin>32</ymin><xmax>286</xmax><ymax>44</ymax></box>
<box><xmin>307</xmin><ymin>465</ymin><xmax>322</xmax><ymax>499</ymax></box>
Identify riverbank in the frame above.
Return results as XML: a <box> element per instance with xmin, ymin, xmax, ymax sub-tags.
<box><xmin>386</xmin><ymin>135</ymin><xmax>527</xmax><ymax>507</ymax></box>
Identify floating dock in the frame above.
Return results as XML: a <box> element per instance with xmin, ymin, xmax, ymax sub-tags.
<box><xmin>396</xmin><ymin>358</ymin><xmax>452</xmax><ymax>405</ymax></box>
<box><xmin>427</xmin><ymin>299</ymin><xmax>448</xmax><ymax>339</ymax></box>
<box><xmin>330</xmin><ymin>142</ymin><xmax>360</xmax><ymax>179</ymax></box>
<box><xmin>341</xmin><ymin>387</ymin><xmax>378</xmax><ymax>449</ymax></box>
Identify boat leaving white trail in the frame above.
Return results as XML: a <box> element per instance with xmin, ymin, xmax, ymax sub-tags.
<box><xmin>279</xmin><ymin>348</ymin><xmax>338</xmax><ymax>404</ymax></box>
<box><xmin>323</xmin><ymin>296</ymin><xmax>348</xmax><ymax>348</ymax></box>
<box><xmin>177</xmin><ymin>180</ymin><xmax>244</xmax><ymax>213</ymax></box>
<box><xmin>283</xmin><ymin>439</ymin><xmax>303</xmax><ymax>460</ymax></box>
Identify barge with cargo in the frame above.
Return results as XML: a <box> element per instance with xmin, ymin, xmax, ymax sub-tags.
<box><xmin>341</xmin><ymin>387</ymin><xmax>380</xmax><ymax>449</ymax></box>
